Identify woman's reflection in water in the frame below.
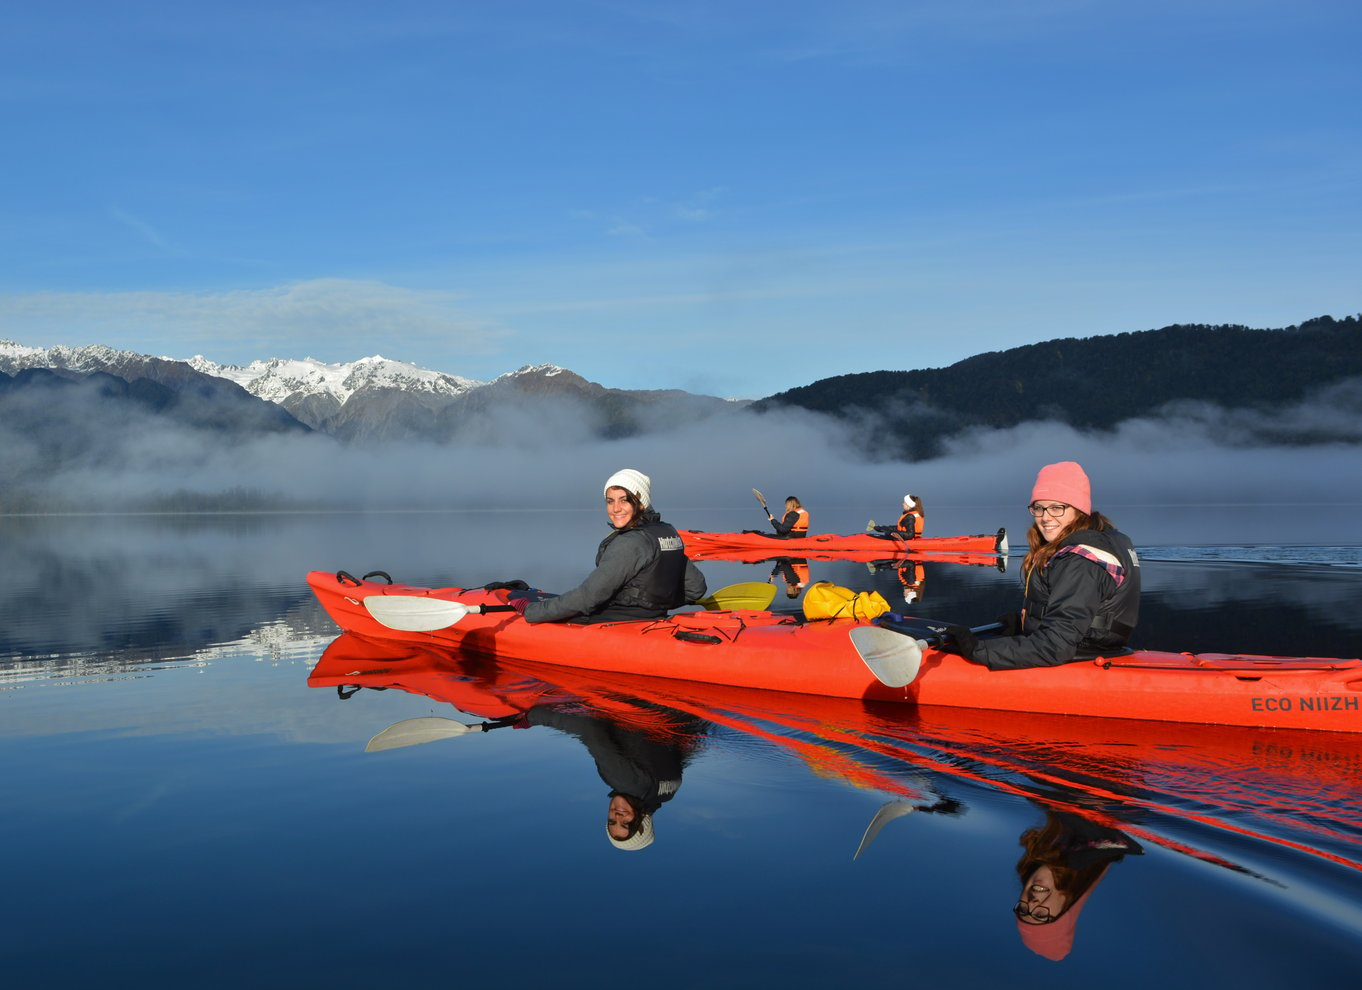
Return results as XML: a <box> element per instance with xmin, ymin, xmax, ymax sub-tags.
<box><xmin>1014</xmin><ymin>809</ymin><xmax>1143</xmax><ymax>961</ymax></box>
<box><xmin>523</xmin><ymin>704</ymin><xmax>708</xmax><ymax>851</ymax></box>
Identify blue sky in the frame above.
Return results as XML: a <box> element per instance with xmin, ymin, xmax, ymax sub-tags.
<box><xmin>1</xmin><ymin>0</ymin><xmax>1358</xmax><ymax>398</ymax></box>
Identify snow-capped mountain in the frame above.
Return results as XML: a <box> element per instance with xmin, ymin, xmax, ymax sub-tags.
<box><xmin>0</xmin><ymin>339</ymin><xmax>741</xmax><ymax>446</ymax></box>
<box><xmin>186</xmin><ymin>353</ymin><xmax>489</xmax><ymax>406</ymax></box>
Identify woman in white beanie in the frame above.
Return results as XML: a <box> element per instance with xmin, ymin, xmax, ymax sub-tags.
<box><xmin>510</xmin><ymin>468</ymin><xmax>708</xmax><ymax>623</ymax></box>
<box><xmin>871</xmin><ymin>493</ymin><xmax>925</xmax><ymax>539</ymax></box>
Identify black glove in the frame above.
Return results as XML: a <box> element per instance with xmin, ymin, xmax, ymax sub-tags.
<box><xmin>943</xmin><ymin>624</ymin><xmax>978</xmax><ymax>658</ymax></box>
<box><xmin>482</xmin><ymin>579</ymin><xmax>530</xmax><ymax>591</ymax></box>
<box><xmin>994</xmin><ymin>611</ymin><xmax>1023</xmax><ymax>636</ymax></box>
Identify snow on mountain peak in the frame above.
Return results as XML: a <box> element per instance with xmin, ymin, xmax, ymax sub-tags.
<box><xmin>187</xmin><ymin>353</ymin><xmax>486</xmax><ymax>404</ymax></box>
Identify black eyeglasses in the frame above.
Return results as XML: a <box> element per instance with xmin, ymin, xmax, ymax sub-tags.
<box><xmin>1015</xmin><ymin>882</ymin><xmax>1055</xmax><ymax>922</ymax></box>
<box><xmin>1014</xmin><ymin>901</ymin><xmax>1053</xmax><ymax>922</ymax></box>
<box><xmin>1027</xmin><ymin>502</ymin><xmax>1072</xmax><ymax>518</ymax></box>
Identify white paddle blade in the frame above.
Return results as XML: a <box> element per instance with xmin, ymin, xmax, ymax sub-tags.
<box><xmin>850</xmin><ymin>626</ymin><xmax>924</xmax><ymax>687</ymax></box>
<box><xmin>854</xmin><ymin>800</ymin><xmax>918</xmax><ymax>860</ymax></box>
<box><xmin>364</xmin><ymin>595</ymin><xmax>473</xmax><ymax>631</ymax></box>
<box><xmin>365</xmin><ymin>717</ymin><xmax>479</xmax><ymax>752</ymax></box>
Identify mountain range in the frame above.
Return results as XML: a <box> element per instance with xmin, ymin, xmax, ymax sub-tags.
<box><xmin>0</xmin><ymin>343</ymin><xmax>744</xmax><ymax>445</ymax></box>
<box><xmin>1</xmin><ymin>313</ymin><xmax>1358</xmax><ymax>512</ymax></box>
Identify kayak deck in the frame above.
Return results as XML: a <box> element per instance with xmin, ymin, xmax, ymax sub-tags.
<box><xmin>306</xmin><ymin>570</ymin><xmax>1362</xmax><ymax>731</ymax></box>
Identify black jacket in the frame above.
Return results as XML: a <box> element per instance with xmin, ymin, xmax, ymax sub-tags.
<box><xmin>969</xmin><ymin>526</ymin><xmax>1140</xmax><ymax>670</ymax></box>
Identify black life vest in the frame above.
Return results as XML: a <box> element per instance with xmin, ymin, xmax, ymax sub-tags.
<box><xmin>594</xmin><ymin>518</ymin><xmax>689</xmax><ymax>618</ymax></box>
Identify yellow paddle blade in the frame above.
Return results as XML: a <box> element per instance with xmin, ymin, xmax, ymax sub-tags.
<box><xmin>697</xmin><ymin>581</ymin><xmax>778</xmax><ymax>611</ymax></box>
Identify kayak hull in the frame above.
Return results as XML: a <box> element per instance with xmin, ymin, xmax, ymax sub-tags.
<box><xmin>678</xmin><ymin>528</ymin><xmax>1007</xmax><ymax>558</ymax></box>
<box><xmin>306</xmin><ymin>570</ymin><xmax>1362</xmax><ymax>731</ymax></box>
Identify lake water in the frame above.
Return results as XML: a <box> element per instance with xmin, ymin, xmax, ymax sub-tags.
<box><xmin>3</xmin><ymin>505</ymin><xmax>1361</xmax><ymax>988</ymax></box>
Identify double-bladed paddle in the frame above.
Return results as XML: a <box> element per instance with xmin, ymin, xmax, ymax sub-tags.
<box><xmin>850</xmin><ymin>619</ymin><xmax>1005</xmax><ymax>687</ymax></box>
<box><xmin>364</xmin><ymin>580</ymin><xmax>778</xmax><ymax>632</ymax></box>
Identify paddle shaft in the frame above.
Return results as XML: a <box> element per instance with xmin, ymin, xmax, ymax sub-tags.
<box><xmin>879</xmin><ymin>618</ymin><xmax>1005</xmax><ymax>646</ymax></box>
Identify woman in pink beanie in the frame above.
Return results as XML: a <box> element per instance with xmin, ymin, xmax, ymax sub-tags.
<box><xmin>944</xmin><ymin>461</ymin><xmax>1140</xmax><ymax>669</ymax></box>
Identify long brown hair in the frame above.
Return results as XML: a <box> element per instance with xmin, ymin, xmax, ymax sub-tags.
<box><xmin>1015</xmin><ymin>815</ymin><xmax>1107</xmax><ymax>912</ymax></box>
<box><xmin>1022</xmin><ymin>509</ymin><xmax>1114</xmax><ymax>575</ymax></box>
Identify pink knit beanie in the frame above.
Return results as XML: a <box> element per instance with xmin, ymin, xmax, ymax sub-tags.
<box><xmin>1031</xmin><ymin>462</ymin><xmax>1091</xmax><ymax>514</ymax></box>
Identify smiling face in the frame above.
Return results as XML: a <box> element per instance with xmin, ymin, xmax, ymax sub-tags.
<box><xmin>607</xmin><ymin>794</ymin><xmax>636</xmax><ymax>839</ymax></box>
<box><xmin>1017</xmin><ymin>864</ymin><xmax>1071</xmax><ymax>924</ymax></box>
<box><xmin>605</xmin><ymin>487</ymin><xmax>639</xmax><ymax>530</ymax></box>
<box><xmin>1030</xmin><ymin>502</ymin><xmax>1078</xmax><ymax>545</ymax></box>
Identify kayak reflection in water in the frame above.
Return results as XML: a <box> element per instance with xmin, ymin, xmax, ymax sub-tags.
<box><xmin>522</xmin><ymin>704</ymin><xmax>708</xmax><ymax>851</ymax></box>
<box><xmin>510</xmin><ymin>468</ymin><xmax>708</xmax><ymax>624</ymax></box>
<box><xmin>768</xmin><ymin>557</ymin><xmax>810</xmax><ymax>600</ymax></box>
<box><xmin>942</xmin><ymin>461</ymin><xmax>1140</xmax><ymax>669</ymax></box>
<box><xmin>1014</xmin><ymin>809</ymin><xmax>1144</xmax><ymax>961</ymax></box>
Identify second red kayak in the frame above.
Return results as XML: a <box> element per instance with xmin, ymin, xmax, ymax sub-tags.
<box><xmin>678</xmin><ymin>527</ymin><xmax>1007</xmax><ymax>558</ymax></box>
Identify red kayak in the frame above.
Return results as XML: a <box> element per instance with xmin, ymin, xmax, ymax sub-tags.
<box><xmin>678</xmin><ymin>527</ymin><xmax>1007</xmax><ymax>558</ymax></box>
<box><xmin>307</xmin><ymin>569</ymin><xmax>1362</xmax><ymax>732</ymax></box>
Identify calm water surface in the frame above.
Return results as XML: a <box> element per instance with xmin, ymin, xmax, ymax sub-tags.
<box><xmin>2</xmin><ymin>507</ymin><xmax>1361</xmax><ymax>988</ymax></box>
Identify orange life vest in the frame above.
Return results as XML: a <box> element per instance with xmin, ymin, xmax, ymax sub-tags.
<box><xmin>897</xmin><ymin>510</ymin><xmax>923</xmax><ymax>538</ymax></box>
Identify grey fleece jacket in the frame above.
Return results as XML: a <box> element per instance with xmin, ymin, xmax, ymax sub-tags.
<box><xmin>524</xmin><ymin>518</ymin><xmax>707</xmax><ymax>623</ymax></box>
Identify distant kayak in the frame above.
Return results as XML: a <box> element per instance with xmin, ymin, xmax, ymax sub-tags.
<box><xmin>307</xmin><ymin>570</ymin><xmax>1362</xmax><ymax>732</ymax></box>
<box><xmin>678</xmin><ymin>527</ymin><xmax>1007</xmax><ymax>558</ymax></box>
<box><xmin>683</xmin><ymin>545</ymin><xmax>1006</xmax><ymax>568</ymax></box>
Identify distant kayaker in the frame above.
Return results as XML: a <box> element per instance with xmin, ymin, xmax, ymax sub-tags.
<box><xmin>511</xmin><ymin>468</ymin><xmax>708</xmax><ymax>623</ymax></box>
<box><xmin>767</xmin><ymin>496</ymin><xmax>810</xmax><ymax>538</ymax></box>
<box><xmin>1014</xmin><ymin>809</ymin><xmax>1144</xmax><ymax>961</ymax></box>
<box><xmin>944</xmin><ymin>461</ymin><xmax>1140</xmax><ymax>669</ymax></box>
<box><xmin>869</xmin><ymin>493</ymin><xmax>922</xmax><ymax>538</ymax></box>
<box><xmin>899</xmin><ymin>493</ymin><xmax>924</xmax><ymax>537</ymax></box>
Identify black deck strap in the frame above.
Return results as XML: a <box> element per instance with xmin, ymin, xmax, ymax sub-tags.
<box><xmin>336</xmin><ymin>570</ymin><xmax>361</xmax><ymax>586</ymax></box>
<box><xmin>674</xmin><ymin>630</ymin><xmax>723</xmax><ymax>645</ymax></box>
<box><xmin>361</xmin><ymin>570</ymin><xmax>394</xmax><ymax>584</ymax></box>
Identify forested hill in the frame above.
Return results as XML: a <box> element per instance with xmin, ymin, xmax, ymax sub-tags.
<box><xmin>755</xmin><ymin>315</ymin><xmax>1361</xmax><ymax>458</ymax></box>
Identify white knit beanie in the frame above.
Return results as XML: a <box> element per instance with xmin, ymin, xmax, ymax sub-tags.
<box><xmin>607</xmin><ymin>813</ymin><xmax>655</xmax><ymax>851</ymax></box>
<box><xmin>604</xmin><ymin>468</ymin><xmax>652</xmax><ymax>508</ymax></box>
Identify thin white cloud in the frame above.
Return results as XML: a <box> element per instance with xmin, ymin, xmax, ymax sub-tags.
<box><xmin>107</xmin><ymin>207</ymin><xmax>182</xmax><ymax>254</ymax></box>
<box><xmin>0</xmin><ymin>279</ymin><xmax>509</xmax><ymax>362</ymax></box>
